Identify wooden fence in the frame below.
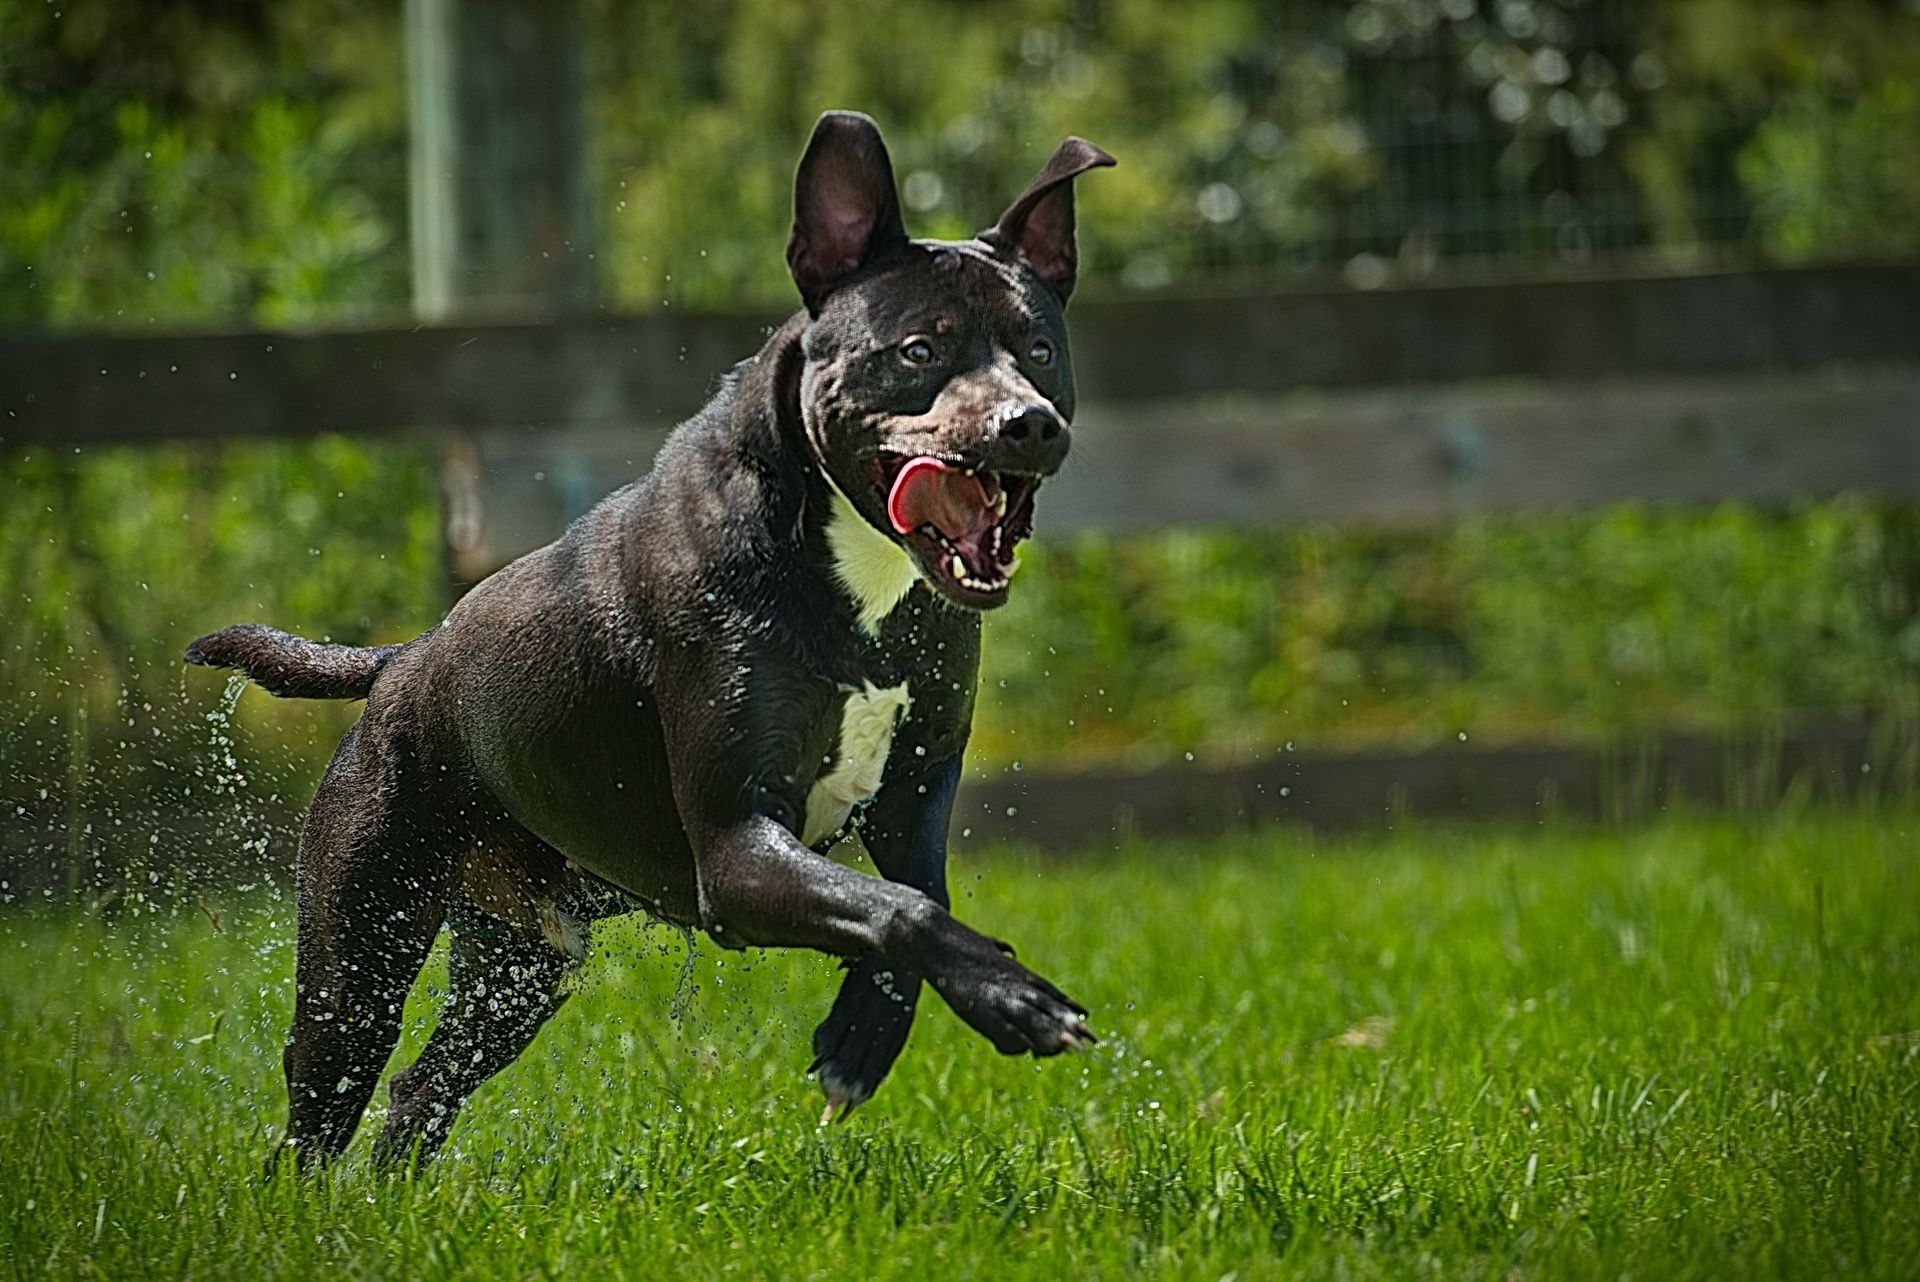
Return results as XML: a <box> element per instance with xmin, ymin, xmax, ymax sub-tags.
<box><xmin>5</xmin><ymin>262</ymin><xmax>1918</xmax><ymax>844</ymax></box>
<box><xmin>9</xmin><ymin>263</ymin><xmax>1919</xmax><ymax>444</ymax></box>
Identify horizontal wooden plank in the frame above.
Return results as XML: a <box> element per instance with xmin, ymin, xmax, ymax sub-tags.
<box><xmin>950</xmin><ymin>723</ymin><xmax>1914</xmax><ymax>852</ymax></box>
<box><xmin>0</xmin><ymin>312</ymin><xmax>775</xmax><ymax>447</ymax></box>
<box><xmin>5</xmin><ymin>263</ymin><xmax>1918</xmax><ymax>448</ymax></box>
<box><xmin>439</xmin><ymin>368</ymin><xmax>1920</xmax><ymax>577</ymax></box>
<box><xmin>1070</xmin><ymin>262</ymin><xmax>1920</xmax><ymax>400</ymax></box>
<box><xmin>1048</xmin><ymin>368</ymin><xmax>1920</xmax><ymax>532</ymax></box>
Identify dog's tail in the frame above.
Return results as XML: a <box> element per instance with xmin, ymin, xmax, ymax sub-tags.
<box><xmin>184</xmin><ymin>624</ymin><xmax>403</xmax><ymax>700</ymax></box>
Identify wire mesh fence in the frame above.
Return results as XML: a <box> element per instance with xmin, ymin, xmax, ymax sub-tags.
<box><xmin>9</xmin><ymin>0</ymin><xmax>1916</xmax><ymax>331</ymax></box>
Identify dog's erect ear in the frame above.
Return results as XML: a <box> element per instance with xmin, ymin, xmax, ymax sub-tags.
<box><xmin>787</xmin><ymin>111</ymin><xmax>910</xmax><ymax>313</ymax></box>
<box><xmin>980</xmin><ymin>138</ymin><xmax>1116</xmax><ymax>302</ymax></box>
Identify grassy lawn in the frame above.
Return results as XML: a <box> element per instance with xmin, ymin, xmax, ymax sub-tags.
<box><xmin>2</xmin><ymin>809</ymin><xmax>1915</xmax><ymax>1280</ymax></box>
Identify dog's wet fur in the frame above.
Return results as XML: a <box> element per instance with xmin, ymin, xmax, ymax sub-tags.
<box><xmin>185</xmin><ymin>112</ymin><xmax>1114</xmax><ymax>1169</ymax></box>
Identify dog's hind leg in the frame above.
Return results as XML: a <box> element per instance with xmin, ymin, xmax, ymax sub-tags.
<box><xmin>371</xmin><ymin>902</ymin><xmax>576</xmax><ymax>1168</ymax></box>
<box><xmin>810</xmin><ymin>755</ymin><xmax>961</xmax><ymax>1120</ymax></box>
<box><xmin>276</xmin><ymin>723</ymin><xmax>457</xmax><ymax>1171</ymax></box>
<box><xmin>371</xmin><ymin>833</ymin><xmax>624</xmax><ymax>1167</ymax></box>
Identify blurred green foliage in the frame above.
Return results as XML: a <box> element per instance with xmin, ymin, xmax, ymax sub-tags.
<box><xmin>0</xmin><ymin>0</ymin><xmax>406</xmax><ymax>328</ymax></box>
<box><xmin>979</xmin><ymin>501</ymin><xmax>1920</xmax><ymax>765</ymax></box>
<box><xmin>1649</xmin><ymin>0</ymin><xmax>1920</xmax><ymax>262</ymax></box>
<box><xmin>588</xmin><ymin>0</ymin><xmax>1920</xmax><ymax>306</ymax></box>
<box><xmin>9</xmin><ymin>0</ymin><xmax>1919</xmax><ymax>327</ymax></box>
<box><xmin>1</xmin><ymin>439</ymin><xmax>443</xmax><ymax>809</ymax></box>
<box><xmin>3</xmin><ymin>0</ymin><xmax>1919</xmax><ymax>806</ymax></box>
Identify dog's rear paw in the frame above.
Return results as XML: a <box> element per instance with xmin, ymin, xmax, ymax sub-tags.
<box><xmin>809</xmin><ymin>955</ymin><xmax>920</xmax><ymax>1122</ymax></box>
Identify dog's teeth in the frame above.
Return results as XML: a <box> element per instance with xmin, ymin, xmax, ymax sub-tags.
<box><xmin>948</xmin><ymin>553</ymin><xmax>965</xmax><ymax>580</ymax></box>
<box><xmin>956</xmin><ymin>569</ymin><xmax>1002</xmax><ymax>593</ymax></box>
<box><xmin>994</xmin><ymin>492</ymin><xmax>1008</xmax><ymax>517</ymax></box>
<box><xmin>1004</xmin><ymin>555</ymin><xmax>1022</xmax><ymax>578</ymax></box>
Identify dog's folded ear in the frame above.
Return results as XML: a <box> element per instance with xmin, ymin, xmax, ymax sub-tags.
<box><xmin>788</xmin><ymin>111</ymin><xmax>911</xmax><ymax>313</ymax></box>
<box><xmin>981</xmin><ymin>138</ymin><xmax>1116</xmax><ymax>303</ymax></box>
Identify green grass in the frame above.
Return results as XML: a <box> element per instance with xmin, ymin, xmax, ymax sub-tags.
<box><xmin>3</xmin><ymin>811</ymin><xmax>1916</xmax><ymax>1280</ymax></box>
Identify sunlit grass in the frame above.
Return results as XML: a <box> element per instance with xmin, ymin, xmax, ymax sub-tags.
<box><xmin>3</xmin><ymin>810</ymin><xmax>1916</xmax><ymax>1280</ymax></box>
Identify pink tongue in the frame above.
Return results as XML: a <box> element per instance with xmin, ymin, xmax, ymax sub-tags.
<box><xmin>886</xmin><ymin>457</ymin><xmax>991</xmax><ymax>542</ymax></box>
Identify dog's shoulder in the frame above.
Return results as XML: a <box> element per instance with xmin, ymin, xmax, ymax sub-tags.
<box><xmin>577</xmin><ymin>323</ymin><xmax>802</xmax><ymax>564</ymax></box>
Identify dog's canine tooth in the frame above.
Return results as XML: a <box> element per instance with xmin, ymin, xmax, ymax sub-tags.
<box><xmin>994</xmin><ymin>492</ymin><xmax>1008</xmax><ymax>517</ymax></box>
<box><xmin>948</xmin><ymin>553</ymin><xmax>966</xmax><ymax>580</ymax></box>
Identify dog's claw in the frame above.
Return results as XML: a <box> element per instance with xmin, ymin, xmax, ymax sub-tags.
<box><xmin>819</xmin><ymin>1091</ymin><xmax>859</xmax><ymax>1126</ymax></box>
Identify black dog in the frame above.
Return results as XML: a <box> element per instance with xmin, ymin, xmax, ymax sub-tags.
<box><xmin>187</xmin><ymin>112</ymin><xmax>1113</xmax><ymax>1168</ymax></box>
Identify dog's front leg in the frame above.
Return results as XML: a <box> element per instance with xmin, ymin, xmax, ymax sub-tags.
<box><xmin>690</xmin><ymin>811</ymin><xmax>1093</xmax><ymax>1060</ymax></box>
<box><xmin>810</xmin><ymin>754</ymin><xmax>960</xmax><ymax>1118</ymax></box>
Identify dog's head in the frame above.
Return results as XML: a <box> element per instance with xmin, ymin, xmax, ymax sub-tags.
<box><xmin>788</xmin><ymin>111</ymin><xmax>1113</xmax><ymax>611</ymax></box>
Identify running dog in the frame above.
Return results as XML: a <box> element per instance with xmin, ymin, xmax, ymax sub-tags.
<box><xmin>187</xmin><ymin>111</ymin><xmax>1113</xmax><ymax>1167</ymax></box>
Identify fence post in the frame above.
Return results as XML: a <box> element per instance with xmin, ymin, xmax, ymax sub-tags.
<box><xmin>405</xmin><ymin>0</ymin><xmax>596</xmax><ymax>591</ymax></box>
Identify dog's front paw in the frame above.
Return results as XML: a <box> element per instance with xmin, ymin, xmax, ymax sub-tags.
<box><xmin>810</xmin><ymin>955</ymin><xmax>920</xmax><ymax>1123</ymax></box>
<box><xmin>930</xmin><ymin>944</ymin><xmax>1096</xmax><ymax>1058</ymax></box>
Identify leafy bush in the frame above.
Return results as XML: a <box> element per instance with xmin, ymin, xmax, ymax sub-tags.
<box><xmin>975</xmin><ymin>501</ymin><xmax>1920</xmax><ymax>766</ymax></box>
<box><xmin>0</xmin><ymin>437</ymin><xmax>441</xmax><ymax>802</ymax></box>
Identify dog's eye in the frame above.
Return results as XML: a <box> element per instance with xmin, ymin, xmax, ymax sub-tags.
<box><xmin>901</xmin><ymin>338</ymin><xmax>935</xmax><ymax>365</ymax></box>
<box><xmin>1028</xmin><ymin>339</ymin><xmax>1054</xmax><ymax>367</ymax></box>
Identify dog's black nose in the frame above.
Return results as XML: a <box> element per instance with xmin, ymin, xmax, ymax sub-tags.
<box><xmin>995</xmin><ymin>404</ymin><xmax>1069</xmax><ymax>472</ymax></box>
<box><xmin>1000</xmin><ymin>404</ymin><xmax>1062</xmax><ymax>443</ymax></box>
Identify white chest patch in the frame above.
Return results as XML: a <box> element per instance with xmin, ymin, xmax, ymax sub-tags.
<box><xmin>802</xmin><ymin>680</ymin><xmax>912</xmax><ymax>846</ymax></box>
<box><xmin>825</xmin><ymin>479</ymin><xmax>921</xmax><ymax>635</ymax></box>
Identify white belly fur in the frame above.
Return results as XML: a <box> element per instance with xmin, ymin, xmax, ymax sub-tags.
<box><xmin>803</xmin><ymin>680</ymin><xmax>912</xmax><ymax>845</ymax></box>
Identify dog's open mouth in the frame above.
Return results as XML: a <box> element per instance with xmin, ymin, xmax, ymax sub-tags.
<box><xmin>876</xmin><ymin>454</ymin><xmax>1040</xmax><ymax>606</ymax></box>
